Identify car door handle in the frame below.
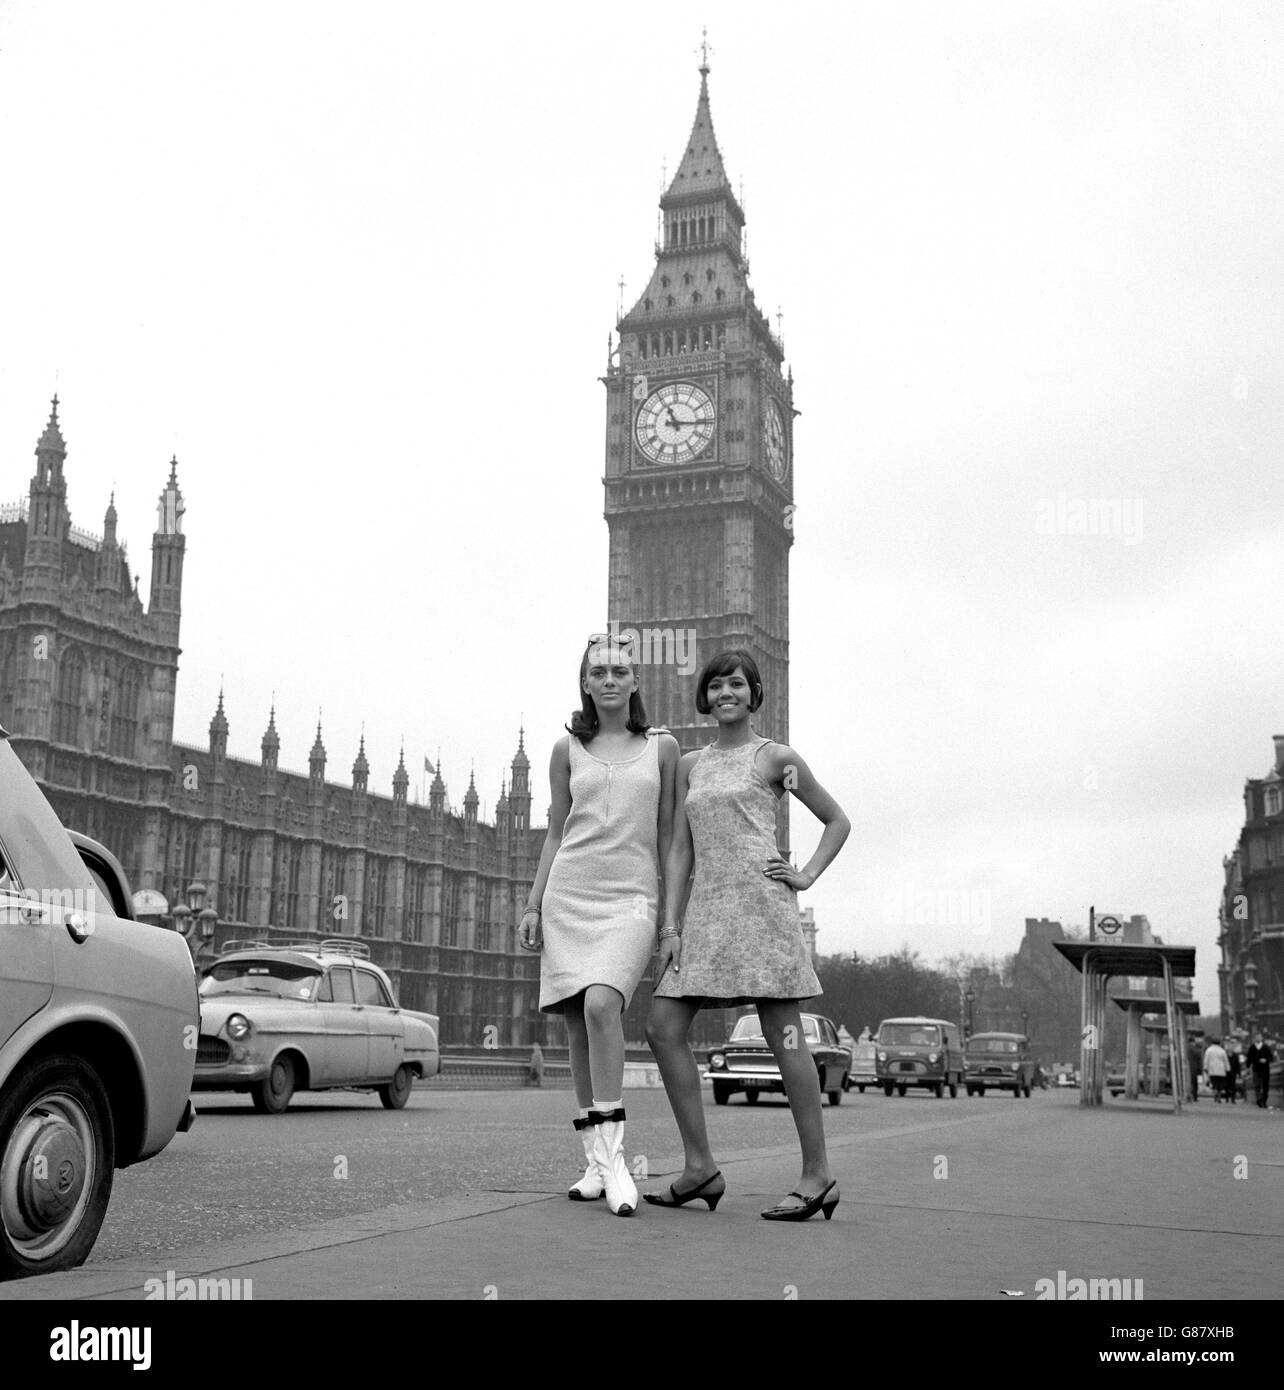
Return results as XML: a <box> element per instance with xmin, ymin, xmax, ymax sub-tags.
<box><xmin>19</xmin><ymin>901</ymin><xmax>50</xmax><ymax>924</ymax></box>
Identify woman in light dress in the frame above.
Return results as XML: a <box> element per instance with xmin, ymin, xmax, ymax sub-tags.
<box><xmin>645</xmin><ymin>649</ymin><xmax>850</xmax><ymax>1221</ymax></box>
<box><xmin>519</xmin><ymin>635</ymin><xmax>678</xmax><ymax>1216</ymax></box>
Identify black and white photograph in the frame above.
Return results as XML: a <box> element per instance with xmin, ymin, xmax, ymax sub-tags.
<box><xmin>0</xmin><ymin>0</ymin><xmax>1279</xmax><ymax>1353</ymax></box>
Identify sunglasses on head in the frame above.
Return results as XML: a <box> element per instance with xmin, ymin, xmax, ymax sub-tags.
<box><xmin>586</xmin><ymin>632</ymin><xmax>636</xmax><ymax>654</ymax></box>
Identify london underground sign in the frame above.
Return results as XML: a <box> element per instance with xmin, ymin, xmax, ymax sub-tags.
<box><xmin>1096</xmin><ymin>914</ymin><xmax>1123</xmax><ymax>940</ymax></box>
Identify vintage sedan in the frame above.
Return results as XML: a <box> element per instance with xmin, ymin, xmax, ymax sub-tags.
<box><xmin>0</xmin><ymin>725</ymin><xmax>198</xmax><ymax>1279</ymax></box>
<box><xmin>193</xmin><ymin>940</ymin><xmax>440</xmax><ymax>1112</ymax></box>
<box><xmin>705</xmin><ymin>1011</ymin><xmax>851</xmax><ymax>1107</ymax></box>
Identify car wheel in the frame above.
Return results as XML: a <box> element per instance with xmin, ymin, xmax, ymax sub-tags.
<box><xmin>857</xmin><ymin>1084</ymin><xmax>866</xmax><ymax>1094</ymax></box>
<box><xmin>1012</xmin><ymin>1085</ymin><xmax>1021</xmax><ymax>1097</ymax></box>
<box><xmin>712</xmin><ymin>1083</ymin><xmax>731</xmax><ymax>1106</ymax></box>
<box><xmin>882</xmin><ymin>1082</ymin><xmax>894</xmax><ymax>1098</ymax></box>
<box><xmin>1023</xmin><ymin>1082</ymin><xmax>1032</xmax><ymax>1098</ymax></box>
<box><xmin>828</xmin><ymin>1089</ymin><xmax>841</xmax><ymax>1107</ymax></box>
<box><xmin>744</xmin><ymin>1090</ymin><xmax>760</xmax><ymax>1105</ymax></box>
<box><xmin>378</xmin><ymin>1064</ymin><xmax>413</xmax><ymax>1110</ymax></box>
<box><xmin>933</xmin><ymin>1080</ymin><xmax>944</xmax><ymax>1098</ymax></box>
<box><xmin>250</xmin><ymin>1055</ymin><xmax>296</xmax><ymax>1114</ymax></box>
<box><xmin>0</xmin><ymin>1055</ymin><xmax>115</xmax><ymax>1280</ymax></box>
<box><xmin>949</xmin><ymin>1079</ymin><xmax>959</xmax><ymax>1098</ymax></box>
<box><xmin>897</xmin><ymin>1085</ymin><xmax>907</xmax><ymax>1097</ymax></box>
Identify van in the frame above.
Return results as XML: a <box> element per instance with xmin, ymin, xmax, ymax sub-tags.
<box><xmin>875</xmin><ymin>1017</ymin><xmax>963</xmax><ymax>1097</ymax></box>
<box><xmin>963</xmin><ymin>1031</ymin><xmax>1038</xmax><ymax>1097</ymax></box>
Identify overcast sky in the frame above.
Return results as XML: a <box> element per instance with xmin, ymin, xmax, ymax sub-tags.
<box><xmin>2</xmin><ymin>1</ymin><xmax>1281</xmax><ymax>1010</ymax></box>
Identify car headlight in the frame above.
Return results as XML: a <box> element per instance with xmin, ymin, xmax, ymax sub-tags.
<box><xmin>708</xmin><ymin>1052</ymin><xmax>726</xmax><ymax>1070</ymax></box>
<box><xmin>1010</xmin><ymin>1062</ymin><xmax>1020</xmax><ymax>1072</ymax></box>
<box><xmin>226</xmin><ymin>1013</ymin><xmax>252</xmax><ymax>1041</ymax></box>
<box><xmin>928</xmin><ymin>1052</ymin><xmax>939</xmax><ymax>1063</ymax></box>
<box><xmin>877</xmin><ymin>1051</ymin><xmax>887</xmax><ymax>1062</ymax></box>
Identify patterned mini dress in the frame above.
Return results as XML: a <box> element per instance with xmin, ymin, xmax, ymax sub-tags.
<box><xmin>653</xmin><ymin>735</ymin><xmax>820</xmax><ymax>1007</ymax></box>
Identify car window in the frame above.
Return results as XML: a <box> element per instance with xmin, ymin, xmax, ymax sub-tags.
<box><xmin>880</xmin><ymin>1024</ymin><xmax>941</xmax><ymax>1047</ymax></box>
<box><xmin>355</xmin><ymin>970</ymin><xmax>392</xmax><ymax>1006</ymax></box>
<box><xmin>730</xmin><ymin>1014</ymin><xmax>764</xmax><ymax>1041</ymax></box>
<box><xmin>81</xmin><ymin>860</ymin><xmax>122</xmax><ymax>919</ymax></box>
<box><xmin>201</xmin><ymin>959</ymin><xmax>322</xmax><ymax>999</ymax></box>
<box><xmin>0</xmin><ymin>842</ymin><xmax>12</xmax><ymax>893</ymax></box>
<box><xmin>802</xmin><ymin>1017</ymin><xmax>820</xmax><ymax>1041</ymax></box>
<box><xmin>325</xmin><ymin>967</ymin><xmax>356</xmax><ymax>1003</ymax></box>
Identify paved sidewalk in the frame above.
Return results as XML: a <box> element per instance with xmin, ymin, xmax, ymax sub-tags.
<box><xmin>3</xmin><ymin>1097</ymin><xmax>1280</xmax><ymax>1301</ymax></box>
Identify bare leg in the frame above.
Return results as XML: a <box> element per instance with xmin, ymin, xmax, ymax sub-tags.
<box><xmin>563</xmin><ymin>997</ymin><xmax>594</xmax><ymax>1110</ymax></box>
<box><xmin>646</xmin><ymin>996</ymin><xmax>719</xmax><ymax>1184</ymax></box>
<box><xmin>583</xmin><ymin>984</ymin><xmax>626</xmax><ymax>1101</ymax></box>
<box><xmin>758</xmin><ymin>999</ymin><xmax>833</xmax><ymax>1205</ymax></box>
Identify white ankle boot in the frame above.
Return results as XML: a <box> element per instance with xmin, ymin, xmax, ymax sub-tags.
<box><xmin>589</xmin><ymin>1107</ymin><xmax>637</xmax><ymax>1217</ymax></box>
<box><xmin>568</xmin><ymin>1117</ymin><xmax>605</xmax><ymax>1201</ymax></box>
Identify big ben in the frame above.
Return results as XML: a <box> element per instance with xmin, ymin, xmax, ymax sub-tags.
<box><xmin>603</xmin><ymin>56</ymin><xmax>794</xmax><ymax>756</ymax></box>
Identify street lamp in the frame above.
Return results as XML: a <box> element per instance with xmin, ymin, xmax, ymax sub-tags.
<box><xmin>965</xmin><ymin>987</ymin><xmax>975</xmax><ymax>1041</ymax></box>
<box><xmin>1021</xmin><ymin>1008</ymin><xmax>1029</xmax><ymax>1040</ymax></box>
<box><xmin>1243</xmin><ymin>960</ymin><xmax>1258</xmax><ymax>1032</ymax></box>
<box><xmin>170</xmin><ymin>880</ymin><xmax>218</xmax><ymax>968</ymax></box>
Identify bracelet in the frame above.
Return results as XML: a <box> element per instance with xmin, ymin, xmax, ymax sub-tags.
<box><xmin>522</xmin><ymin>905</ymin><xmax>541</xmax><ymax>917</ymax></box>
<box><xmin>658</xmin><ymin>928</ymin><xmax>681</xmax><ymax>941</ymax></box>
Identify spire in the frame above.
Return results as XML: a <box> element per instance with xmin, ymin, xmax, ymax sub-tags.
<box><xmin>662</xmin><ymin>54</ymin><xmax>735</xmax><ymax>208</ymax></box>
<box><xmin>209</xmin><ymin>684</ymin><xmax>229</xmax><ymax>758</ymax></box>
<box><xmin>37</xmin><ymin>395</ymin><xmax>66</xmax><ymax>458</ymax></box>
<box><xmin>353</xmin><ymin>731</ymin><xmax>369</xmax><ymax>781</ymax></box>
<box><xmin>512</xmin><ymin>724</ymin><xmax>529</xmax><ymax>770</ymax></box>
<box><xmin>393</xmin><ymin>741</ymin><xmax>409</xmax><ymax>797</ymax></box>
<box><xmin>155</xmin><ymin>457</ymin><xmax>185</xmax><ymax>535</ymax></box>
<box><xmin>309</xmin><ymin>714</ymin><xmax>326</xmax><ymax>779</ymax></box>
<box><xmin>261</xmin><ymin>701</ymin><xmax>279</xmax><ymax>770</ymax></box>
<box><xmin>104</xmin><ymin>489</ymin><xmax>117</xmax><ymax>534</ymax></box>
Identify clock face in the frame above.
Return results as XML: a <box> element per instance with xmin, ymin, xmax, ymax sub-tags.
<box><xmin>635</xmin><ymin>382</ymin><xmax>715</xmax><ymax>465</ymax></box>
<box><xmin>763</xmin><ymin>399</ymin><xmax>788</xmax><ymax>481</ymax></box>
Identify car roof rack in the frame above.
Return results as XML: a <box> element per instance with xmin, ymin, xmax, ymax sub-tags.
<box><xmin>319</xmin><ymin>938</ymin><xmax>371</xmax><ymax>958</ymax></box>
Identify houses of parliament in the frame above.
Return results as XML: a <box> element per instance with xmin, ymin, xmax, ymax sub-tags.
<box><xmin>0</xmin><ymin>62</ymin><xmax>806</xmax><ymax>1047</ymax></box>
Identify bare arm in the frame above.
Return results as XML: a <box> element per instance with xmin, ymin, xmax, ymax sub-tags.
<box><xmin>761</xmin><ymin>743</ymin><xmax>850</xmax><ymax>890</ymax></box>
<box><xmin>655</xmin><ymin>750</ymin><xmax>698</xmax><ymax>979</ymax></box>
<box><xmin>518</xmin><ymin>738</ymin><xmax>571</xmax><ymax>949</ymax></box>
<box><xmin>655</xmin><ymin>733</ymin><xmax>680</xmax><ymax>913</ymax></box>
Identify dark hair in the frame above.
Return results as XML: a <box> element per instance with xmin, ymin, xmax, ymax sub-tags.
<box><xmin>566</xmin><ymin>641</ymin><xmax>650</xmax><ymax>745</ymax></box>
<box><xmin>695</xmin><ymin>647</ymin><xmax>764</xmax><ymax>714</ymax></box>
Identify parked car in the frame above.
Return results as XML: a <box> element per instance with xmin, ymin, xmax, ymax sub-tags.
<box><xmin>875</xmin><ymin>1017</ymin><xmax>964</xmax><ymax>1097</ymax></box>
<box><xmin>1106</xmin><ymin>1062</ymin><xmax>1126</xmax><ymax>1097</ymax></box>
<box><xmin>964</xmin><ymin>1032</ymin><xmax>1038</xmax><ymax>1097</ymax></box>
<box><xmin>0</xmin><ymin>725</ymin><xmax>198</xmax><ymax>1279</ymax></box>
<box><xmin>849</xmin><ymin>1039</ymin><xmax>878</xmax><ymax>1092</ymax></box>
<box><xmin>706</xmin><ymin>1011</ymin><xmax>851</xmax><ymax>1106</ymax></box>
<box><xmin>193</xmin><ymin>939</ymin><xmax>440</xmax><ymax>1112</ymax></box>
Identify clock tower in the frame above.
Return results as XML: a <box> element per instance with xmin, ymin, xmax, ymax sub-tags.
<box><xmin>603</xmin><ymin>58</ymin><xmax>794</xmax><ymax>755</ymax></box>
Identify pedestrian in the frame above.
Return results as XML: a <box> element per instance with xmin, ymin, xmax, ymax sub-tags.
<box><xmin>1245</xmin><ymin>1031</ymin><xmax>1274</xmax><ymax>1109</ymax></box>
<box><xmin>528</xmin><ymin>1041</ymin><xmax>544</xmax><ymax>1088</ymax></box>
<box><xmin>1187</xmin><ymin>1039</ymin><xmax>1202</xmax><ymax>1102</ymax></box>
<box><xmin>1203</xmin><ymin>1038</ymin><xmax>1229</xmax><ymax>1102</ymax></box>
<box><xmin>1227</xmin><ymin>1038</ymin><xmax>1243</xmax><ymax>1103</ymax></box>
<box><xmin>518</xmin><ymin>634</ymin><xmax>679</xmax><ymax>1216</ymax></box>
<box><xmin>644</xmin><ymin>648</ymin><xmax>851</xmax><ymax>1221</ymax></box>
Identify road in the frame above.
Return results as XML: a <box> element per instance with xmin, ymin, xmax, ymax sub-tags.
<box><xmin>4</xmin><ymin>1082</ymin><xmax>1282</xmax><ymax>1303</ymax></box>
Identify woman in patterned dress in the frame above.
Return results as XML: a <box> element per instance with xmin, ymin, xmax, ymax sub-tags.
<box><xmin>519</xmin><ymin>635</ymin><xmax>679</xmax><ymax>1215</ymax></box>
<box><xmin>645</xmin><ymin>649</ymin><xmax>850</xmax><ymax>1221</ymax></box>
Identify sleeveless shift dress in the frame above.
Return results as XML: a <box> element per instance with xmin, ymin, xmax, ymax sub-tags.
<box><xmin>538</xmin><ymin>728</ymin><xmax>663</xmax><ymax>1013</ymax></box>
<box><xmin>653</xmin><ymin>735</ymin><xmax>820</xmax><ymax>1008</ymax></box>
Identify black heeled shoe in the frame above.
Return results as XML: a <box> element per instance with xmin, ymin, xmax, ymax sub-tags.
<box><xmin>760</xmin><ymin>1179</ymin><xmax>839</xmax><ymax>1222</ymax></box>
<box><xmin>642</xmin><ymin>1170</ymin><xmax>725</xmax><ymax>1211</ymax></box>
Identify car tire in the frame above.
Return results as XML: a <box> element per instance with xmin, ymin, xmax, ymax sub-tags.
<box><xmin>897</xmin><ymin>1084</ymin><xmax>907</xmax><ymax>1097</ymax></box>
<box><xmin>948</xmin><ymin>1078</ymin><xmax>959</xmax><ymax>1098</ymax></box>
<box><xmin>250</xmin><ymin>1055</ymin><xmax>296</xmax><ymax>1114</ymax></box>
<box><xmin>857</xmin><ymin>1084</ymin><xmax>866</xmax><ymax>1094</ymax></box>
<box><xmin>1022</xmin><ymin>1082</ymin><xmax>1032</xmax><ymax>1098</ymax></box>
<box><xmin>0</xmin><ymin>1055</ymin><xmax>115</xmax><ymax>1280</ymax></box>
<box><xmin>828</xmin><ymin>1089</ymin><xmax>841</xmax><ymax>1107</ymax></box>
<box><xmin>977</xmin><ymin>1085</ymin><xmax>985</xmax><ymax>1096</ymax></box>
<box><xmin>378</xmin><ymin>1064</ymin><xmax>413</xmax><ymax>1110</ymax></box>
<box><xmin>712</xmin><ymin>1083</ymin><xmax>731</xmax><ymax>1105</ymax></box>
<box><xmin>933</xmin><ymin>1080</ymin><xmax>944</xmax><ymax>1098</ymax></box>
<box><xmin>744</xmin><ymin>1090</ymin><xmax>760</xmax><ymax>1105</ymax></box>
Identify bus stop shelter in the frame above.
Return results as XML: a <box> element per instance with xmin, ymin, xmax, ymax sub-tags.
<box><xmin>1053</xmin><ymin>942</ymin><xmax>1196</xmax><ymax>1113</ymax></box>
<box><xmin>1111</xmin><ymin>995</ymin><xmax>1201</xmax><ymax>1100</ymax></box>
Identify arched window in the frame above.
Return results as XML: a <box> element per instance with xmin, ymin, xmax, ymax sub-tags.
<box><xmin>692</xmin><ymin>292</ymin><xmax>701</xmax><ymax>304</ymax></box>
<box><xmin>109</xmin><ymin>664</ymin><xmax>141</xmax><ymax>758</ymax></box>
<box><xmin>644</xmin><ymin>298</ymin><xmax>652</xmax><ymax>312</ymax></box>
<box><xmin>683</xmin><ymin>272</ymin><xmax>692</xmax><ymax>286</ymax></box>
<box><xmin>52</xmin><ymin>647</ymin><xmax>86</xmax><ymax>745</ymax></box>
<box><xmin>715</xmin><ymin>288</ymin><xmax>725</xmax><ymax>303</ymax></box>
<box><xmin>666</xmin><ymin>295</ymin><xmax>675</xmax><ymax>308</ymax></box>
